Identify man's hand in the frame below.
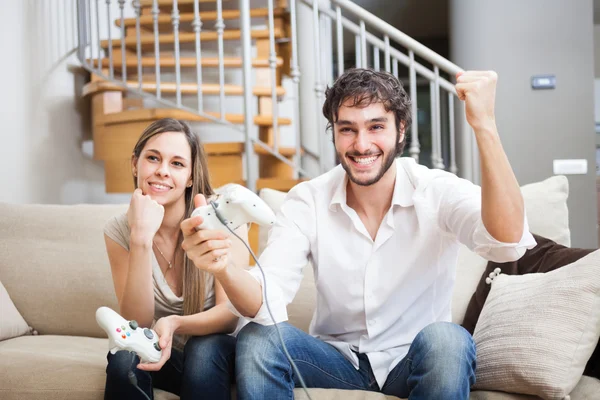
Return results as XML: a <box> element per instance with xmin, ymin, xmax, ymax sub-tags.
<box><xmin>181</xmin><ymin>194</ymin><xmax>232</xmax><ymax>274</ymax></box>
<box><xmin>455</xmin><ymin>71</ymin><xmax>498</xmax><ymax>133</ymax></box>
<box><xmin>137</xmin><ymin>316</ymin><xmax>177</xmax><ymax>372</ymax></box>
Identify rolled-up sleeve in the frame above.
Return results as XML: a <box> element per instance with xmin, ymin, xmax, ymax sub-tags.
<box><xmin>227</xmin><ymin>184</ymin><xmax>313</xmax><ymax>325</ymax></box>
<box><xmin>434</xmin><ymin>174</ymin><xmax>537</xmax><ymax>263</ymax></box>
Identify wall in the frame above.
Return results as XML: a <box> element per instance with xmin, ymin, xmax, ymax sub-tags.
<box><xmin>0</xmin><ymin>0</ymin><xmax>130</xmax><ymax>205</ymax></box>
<box><xmin>450</xmin><ymin>0</ymin><xmax>598</xmax><ymax>248</ymax></box>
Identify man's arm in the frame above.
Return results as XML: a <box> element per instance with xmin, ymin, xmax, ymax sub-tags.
<box><xmin>456</xmin><ymin>71</ymin><xmax>524</xmax><ymax>243</ymax></box>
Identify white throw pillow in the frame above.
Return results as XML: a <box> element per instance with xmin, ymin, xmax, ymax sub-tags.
<box><xmin>0</xmin><ymin>279</ymin><xmax>30</xmax><ymax>341</ymax></box>
<box><xmin>472</xmin><ymin>249</ymin><xmax>600</xmax><ymax>399</ymax></box>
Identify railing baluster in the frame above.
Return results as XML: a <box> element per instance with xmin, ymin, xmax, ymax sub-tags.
<box><xmin>192</xmin><ymin>0</ymin><xmax>203</xmax><ymax>112</ymax></box>
<box><xmin>448</xmin><ymin>91</ymin><xmax>457</xmax><ymax>174</ymax></box>
<box><xmin>95</xmin><ymin>0</ymin><xmax>102</xmax><ymax>71</ymax></box>
<box><xmin>118</xmin><ymin>0</ymin><xmax>126</xmax><ymax>83</ymax></box>
<box><xmin>87</xmin><ymin>0</ymin><xmax>94</xmax><ymax>68</ymax></box>
<box><xmin>216</xmin><ymin>0</ymin><xmax>226</xmax><ymax>120</ymax></box>
<box><xmin>152</xmin><ymin>0</ymin><xmax>161</xmax><ymax>98</ymax></box>
<box><xmin>359</xmin><ymin>20</ymin><xmax>367</xmax><ymax>68</ymax></box>
<box><xmin>392</xmin><ymin>57</ymin><xmax>398</xmax><ymax>78</ymax></box>
<box><xmin>408</xmin><ymin>50</ymin><xmax>419</xmax><ymax>161</ymax></box>
<box><xmin>267</xmin><ymin>0</ymin><xmax>279</xmax><ymax>152</ymax></box>
<box><xmin>434</xmin><ymin>66</ymin><xmax>444</xmax><ymax>169</ymax></box>
<box><xmin>354</xmin><ymin>35</ymin><xmax>360</xmax><ymax>68</ymax></box>
<box><xmin>313</xmin><ymin>0</ymin><xmax>326</xmax><ymax>173</ymax></box>
<box><xmin>172</xmin><ymin>0</ymin><xmax>182</xmax><ymax>107</ymax></box>
<box><xmin>239</xmin><ymin>0</ymin><xmax>255</xmax><ymax>192</ymax></box>
<box><xmin>384</xmin><ymin>35</ymin><xmax>390</xmax><ymax>73</ymax></box>
<box><xmin>290</xmin><ymin>0</ymin><xmax>302</xmax><ymax>176</ymax></box>
<box><xmin>373</xmin><ymin>46</ymin><xmax>379</xmax><ymax>71</ymax></box>
<box><xmin>429</xmin><ymin>80</ymin><xmax>438</xmax><ymax>168</ymax></box>
<box><xmin>336</xmin><ymin>6</ymin><xmax>344</xmax><ymax>78</ymax></box>
<box><xmin>134</xmin><ymin>0</ymin><xmax>142</xmax><ymax>90</ymax></box>
<box><xmin>105</xmin><ymin>0</ymin><xmax>113</xmax><ymax>79</ymax></box>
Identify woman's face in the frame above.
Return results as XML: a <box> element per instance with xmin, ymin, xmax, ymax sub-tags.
<box><xmin>133</xmin><ymin>131</ymin><xmax>193</xmax><ymax>206</ymax></box>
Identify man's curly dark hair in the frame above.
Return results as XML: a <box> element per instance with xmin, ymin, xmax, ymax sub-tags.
<box><xmin>322</xmin><ymin>68</ymin><xmax>412</xmax><ymax>156</ymax></box>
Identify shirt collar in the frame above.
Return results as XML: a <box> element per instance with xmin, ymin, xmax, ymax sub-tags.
<box><xmin>329</xmin><ymin>159</ymin><xmax>415</xmax><ymax>211</ymax></box>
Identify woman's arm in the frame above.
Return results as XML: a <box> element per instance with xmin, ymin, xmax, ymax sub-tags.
<box><xmin>105</xmin><ymin>234</ymin><xmax>155</xmax><ymax>327</ymax></box>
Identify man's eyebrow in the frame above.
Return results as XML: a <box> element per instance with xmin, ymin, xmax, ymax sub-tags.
<box><xmin>334</xmin><ymin>116</ymin><xmax>388</xmax><ymax>125</ymax></box>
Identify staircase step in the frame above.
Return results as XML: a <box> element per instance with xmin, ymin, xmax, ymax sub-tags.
<box><xmin>97</xmin><ymin>108</ymin><xmax>291</xmax><ymax>127</ymax></box>
<box><xmin>101</xmin><ymin>28</ymin><xmax>284</xmax><ymax>51</ymax></box>
<box><xmin>117</xmin><ymin>8</ymin><xmax>286</xmax><ymax>29</ymax></box>
<box><xmin>87</xmin><ymin>56</ymin><xmax>283</xmax><ymax>71</ymax></box>
<box><xmin>83</xmin><ymin>80</ymin><xmax>285</xmax><ymax>97</ymax></box>
<box><xmin>254</xmin><ymin>144</ymin><xmax>301</xmax><ymax>157</ymax></box>
<box><xmin>256</xmin><ymin>178</ymin><xmax>305</xmax><ymax>192</ymax></box>
<box><xmin>140</xmin><ymin>0</ymin><xmax>232</xmax><ymax>8</ymax></box>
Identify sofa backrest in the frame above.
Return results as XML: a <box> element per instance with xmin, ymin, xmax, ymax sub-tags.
<box><xmin>0</xmin><ymin>203</ymin><xmax>127</xmax><ymax>337</ymax></box>
<box><xmin>0</xmin><ymin>174</ymin><xmax>570</xmax><ymax>338</ymax></box>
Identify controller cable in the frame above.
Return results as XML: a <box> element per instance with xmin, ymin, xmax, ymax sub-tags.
<box><xmin>209</xmin><ymin>201</ymin><xmax>313</xmax><ymax>400</ymax></box>
<box><xmin>128</xmin><ymin>352</ymin><xmax>152</xmax><ymax>400</ymax></box>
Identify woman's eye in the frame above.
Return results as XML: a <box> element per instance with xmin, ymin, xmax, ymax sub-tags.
<box><xmin>173</xmin><ymin>161</ymin><xmax>184</xmax><ymax>167</ymax></box>
<box><xmin>148</xmin><ymin>155</ymin><xmax>158</xmax><ymax>161</ymax></box>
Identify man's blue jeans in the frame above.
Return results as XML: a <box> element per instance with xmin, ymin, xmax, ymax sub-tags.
<box><xmin>235</xmin><ymin>321</ymin><xmax>476</xmax><ymax>400</ymax></box>
<box><xmin>104</xmin><ymin>333</ymin><xmax>236</xmax><ymax>399</ymax></box>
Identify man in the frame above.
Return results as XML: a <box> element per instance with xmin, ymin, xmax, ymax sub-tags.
<box><xmin>182</xmin><ymin>68</ymin><xmax>536</xmax><ymax>399</ymax></box>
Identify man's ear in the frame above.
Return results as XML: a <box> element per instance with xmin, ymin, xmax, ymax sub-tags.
<box><xmin>399</xmin><ymin>122</ymin><xmax>406</xmax><ymax>143</ymax></box>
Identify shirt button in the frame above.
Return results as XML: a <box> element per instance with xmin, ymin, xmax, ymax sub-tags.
<box><xmin>368</xmin><ymin>319</ymin><xmax>376</xmax><ymax>326</ymax></box>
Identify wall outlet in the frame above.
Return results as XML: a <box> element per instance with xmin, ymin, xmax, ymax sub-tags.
<box><xmin>553</xmin><ymin>159</ymin><xmax>588</xmax><ymax>175</ymax></box>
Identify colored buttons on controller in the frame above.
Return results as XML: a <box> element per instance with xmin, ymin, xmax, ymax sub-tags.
<box><xmin>121</xmin><ymin>325</ymin><xmax>126</xmax><ymax>331</ymax></box>
<box><xmin>153</xmin><ymin>342</ymin><xmax>162</xmax><ymax>351</ymax></box>
<box><xmin>116</xmin><ymin>328</ymin><xmax>121</xmax><ymax>333</ymax></box>
<box><xmin>126</xmin><ymin>332</ymin><xmax>130</xmax><ymax>337</ymax></box>
<box><xmin>129</xmin><ymin>320</ymin><xmax>138</xmax><ymax>330</ymax></box>
<box><xmin>143</xmin><ymin>328</ymin><xmax>154</xmax><ymax>340</ymax></box>
<box><xmin>121</xmin><ymin>334</ymin><xmax>126</xmax><ymax>339</ymax></box>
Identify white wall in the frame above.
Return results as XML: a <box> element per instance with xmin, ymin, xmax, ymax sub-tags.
<box><xmin>0</xmin><ymin>0</ymin><xmax>130</xmax><ymax>205</ymax></box>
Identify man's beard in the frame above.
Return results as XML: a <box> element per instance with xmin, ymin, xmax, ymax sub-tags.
<box><xmin>338</xmin><ymin>149</ymin><xmax>397</xmax><ymax>187</ymax></box>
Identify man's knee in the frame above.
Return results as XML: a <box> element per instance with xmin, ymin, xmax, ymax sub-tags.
<box><xmin>414</xmin><ymin>321</ymin><xmax>475</xmax><ymax>360</ymax></box>
<box><xmin>236</xmin><ymin>322</ymin><xmax>286</xmax><ymax>359</ymax></box>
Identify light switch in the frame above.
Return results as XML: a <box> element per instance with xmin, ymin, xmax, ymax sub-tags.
<box><xmin>531</xmin><ymin>75</ymin><xmax>556</xmax><ymax>90</ymax></box>
<box><xmin>553</xmin><ymin>159</ymin><xmax>588</xmax><ymax>175</ymax></box>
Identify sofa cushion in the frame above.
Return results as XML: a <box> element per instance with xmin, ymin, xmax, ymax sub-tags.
<box><xmin>0</xmin><ymin>279</ymin><xmax>30</xmax><ymax>341</ymax></box>
<box><xmin>0</xmin><ymin>335</ymin><xmax>179</xmax><ymax>400</ymax></box>
<box><xmin>472</xmin><ymin>249</ymin><xmax>600</xmax><ymax>399</ymax></box>
<box><xmin>0</xmin><ymin>203</ymin><xmax>127</xmax><ymax>337</ymax></box>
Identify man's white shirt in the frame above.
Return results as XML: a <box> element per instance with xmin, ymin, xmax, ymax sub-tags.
<box><xmin>229</xmin><ymin>157</ymin><xmax>536</xmax><ymax>388</ymax></box>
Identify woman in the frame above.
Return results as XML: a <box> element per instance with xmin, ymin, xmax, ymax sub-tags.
<box><xmin>103</xmin><ymin>118</ymin><xmax>248</xmax><ymax>399</ymax></box>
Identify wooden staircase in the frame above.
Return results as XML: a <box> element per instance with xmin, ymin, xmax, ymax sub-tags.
<box><xmin>84</xmin><ymin>0</ymin><xmax>304</xmax><ymax>263</ymax></box>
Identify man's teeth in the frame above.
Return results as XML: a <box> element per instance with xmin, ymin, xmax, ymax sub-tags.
<box><xmin>352</xmin><ymin>155</ymin><xmax>378</xmax><ymax>165</ymax></box>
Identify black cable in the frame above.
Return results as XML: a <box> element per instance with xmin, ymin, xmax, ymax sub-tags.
<box><xmin>128</xmin><ymin>352</ymin><xmax>152</xmax><ymax>400</ymax></box>
<box><xmin>209</xmin><ymin>201</ymin><xmax>313</xmax><ymax>400</ymax></box>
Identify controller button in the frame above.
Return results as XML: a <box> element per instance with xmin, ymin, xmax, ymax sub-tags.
<box><xmin>121</xmin><ymin>334</ymin><xmax>126</xmax><ymax>339</ymax></box>
<box><xmin>153</xmin><ymin>342</ymin><xmax>162</xmax><ymax>351</ymax></box>
<box><xmin>121</xmin><ymin>325</ymin><xmax>126</xmax><ymax>331</ymax></box>
<box><xmin>116</xmin><ymin>328</ymin><xmax>121</xmax><ymax>333</ymax></box>
<box><xmin>129</xmin><ymin>320</ymin><xmax>138</xmax><ymax>330</ymax></box>
<box><xmin>126</xmin><ymin>332</ymin><xmax>130</xmax><ymax>337</ymax></box>
<box><xmin>143</xmin><ymin>328</ymin><xmax>154</xmax><ymax>340</ymax></box>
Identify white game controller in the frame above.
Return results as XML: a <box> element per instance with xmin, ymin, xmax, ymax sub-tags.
<box><xmin>96</xmin><ymin>306</ymin><xmax>162</xmax><ymax>363</ymax></box>
<box><xmin>191</xmin><ymin>183</ymin><xmax>276</xmax><ymax>232</ymax></box>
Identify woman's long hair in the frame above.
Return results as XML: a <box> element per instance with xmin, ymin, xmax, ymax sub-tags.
<box><xmin>131</xmin><ymin>118</ymin><xmax>213</xmax><ymax>316</ymax></box>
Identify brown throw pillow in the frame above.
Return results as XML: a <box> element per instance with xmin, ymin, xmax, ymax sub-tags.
<box><xmin>461</xmin><ymin>233</ymin><xmax>599</xmax><ymax>378</ymax></box>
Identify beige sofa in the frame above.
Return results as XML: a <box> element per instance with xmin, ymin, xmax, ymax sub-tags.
<box><xmin>1</xmin><ymin>175</ymin><xmax>599</xmax><ymax>400</ymax></box>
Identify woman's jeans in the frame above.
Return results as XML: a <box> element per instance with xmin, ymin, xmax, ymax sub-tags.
<box><xmin>104</xmin><ymin>333</ymin><xmax>236</xmax><ymax>400</ymax></box>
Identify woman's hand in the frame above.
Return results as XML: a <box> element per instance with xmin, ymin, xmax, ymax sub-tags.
<box><xmin>181</xmin><ymin>194</ymin><xmax>232</xmax><ymax>274</ymax></box>
<box><xmin>137</xmin><ymin>316</ymin><xmax>177</xmax><ymax>372</ymax></box>
<box><xmin>127</xmin><ymin>188</ymin><xmax>164</xmax><ymax>245</ymax></box>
